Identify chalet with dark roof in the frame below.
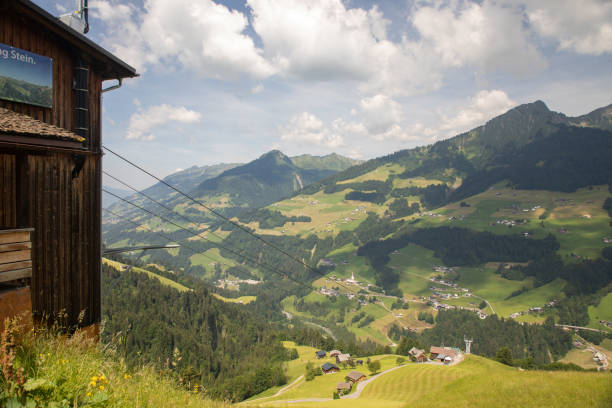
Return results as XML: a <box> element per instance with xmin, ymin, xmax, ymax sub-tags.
<box><xmin>316</xmin><ymin>350</ymin><xmax>326</xmax><ymax>359</ymax></box>
<box><xmin>0</xmin><ymin>0</ymin><xmax>137</xmax><ymax>334</ymax></box>
<box><xmin>321</xmin><ymin>362</ymin><xmax>339</xmax><ymax>374</ymax></box>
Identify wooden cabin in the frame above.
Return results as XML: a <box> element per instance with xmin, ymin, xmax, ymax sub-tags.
<box><xmin>0</xmin><ymin>0</ymin><xmax>137</xmax><ymax>333</ymax></box>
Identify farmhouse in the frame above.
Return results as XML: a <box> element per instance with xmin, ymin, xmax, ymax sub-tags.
<box><xmin>430</xmin><ymin>346</ymin><xmax>459</xmax><ymax>363</ymax></box>
<box><xmin>0</xmin><ymin>0</ymin><xmax>137</xmax><ymax>333</ymax></box>
<box><xmin>346</xmin><ymin>371</ymin><xmax>366</xmax><ymax>383</ymax></box>
<box><xmin>321</xmin><ymin>362</ymin><xmax>339</xmax><ymax>374</ymax></box>
<box><xmin>329</xmin><ymin>350</ymin><xmax>342</xmax><ymax>357</ymax></box>
<box><xmin>336</xmin><ymin>382</ymin><xmax>351</xmax><ymax>393</ymax></box>
<box><xmin>409</xmin><ymin>347</ymin><xmax>428</xmax><ymax>362</ymax></box>
<box><xmin>316</xmin><ymin>350</ymin><xmax>326</xmax><ymax>359</ymax></box>
<box><xmin>336</xmin><ymin>353</ymin><xmax>351</xmax><ymax>364</ymax></box>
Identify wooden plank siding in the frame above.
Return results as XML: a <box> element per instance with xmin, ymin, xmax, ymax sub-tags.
<box><xmin>12</xmin><ymin>152</ymin><xmax>101</xmax><ymax>327</ymax></box>
<box><xmin>0</xmin><ymin>1</ymin><xmax>134</xmax><ymax>331</ymax></box>
<box><xmin>0</xmin><ymin>229</ymin><xmax>32</xmax><ymax>283</ymax></box>
<box><xmin>0</xmin><ymin>154</ymin><xmax>17</xmax><ymax>227</ymax></box>
<box><xmin>0</xmin><ymin>7</ymin><xmax>104</xmax><ymax>328</ymax></box>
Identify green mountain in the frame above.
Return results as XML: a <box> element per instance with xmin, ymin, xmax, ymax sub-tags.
<box><xmin>103</xmin><ymin>101</ymin><xmax>612</xmax><ymax>349</ymax></box>
<box><xmin>188</xmin><ymin>150</ymin><xmax>356</xmax><ymax>209</ymax></box>
<box><xmin>569</xmin><ymin>103</ymin><xmax>612</xmax><ymax>132</ymax></box>
<box><xmin>105</xmin><ymin>150</ymin><xmax>358</xmax><ymax>219</ymax></box>
<box><xmin>290</xmin><ymin>152</ymin><xmax>363</xmax><ymax>171</ymax></box>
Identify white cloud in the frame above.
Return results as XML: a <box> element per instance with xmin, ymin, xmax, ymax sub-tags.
<box><xmin>279</xmin><ymin>89</ymin><xmax>516</xmax><ymax>154</ymax></box>
<box><xmin>278</xmin><ymin>112</ymin><xmax>344</xmax><ymax>147</ymax></box>
<box><xmin>91</xmin><ymin>0</ymin><xmax>555</xmax><ymax>95</ymax></box>
<box><xmin>525</xmin><ymin>0</ymin><xmax>612</xmax><ymax>55</ymax></box>
<box><xmin>91</xmin><ymin>0</ymin><xmax>275</xmax><ymax>78</ymax></box>
<box><xmin>248</xmin><ymin>0</ymin><xmax>442</xmax><ymax>95</ymax></box>
<box><xmin>126</xmin><ymin>104</ymin><xmax>202</xmax><ymax>141</ymax></box>
<box><xmin>439</xmin><ymin>89</ymin><xmax>515</xmax><ymax>137</ymax></box>
<box><xmin>251</xmin><ymin>84</ymin><xmax>264</xmax><ymax>94</ymax></box>
<box><xmin>411</xmin><ymin>0</ymin><xmax>547</xmax><ymax>76</ymax></box>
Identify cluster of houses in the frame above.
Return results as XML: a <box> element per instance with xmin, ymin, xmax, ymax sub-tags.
<box><xmin>407</xmin><ymin>346</ymin><xmax>461</xmax><ymax>364</ymax></box>
<box><xmin>509</xmin><ymin>300</ymin><xmax>558</xmax><ymax>319</ymax></box>
<box><xmin>429</xmin><ymin>276</ymin><xmax>458</xmax><ymax>288</ymax></box>
<box><xmin>494</xmin><ymin>219</ymin><xmax>520</xmax><ymax>227</ymax></box>
<box><xmin>447</xmin><ymin>215</ymin><xmax>466</xmax><ymax>221</ymax></box>
<box><xmin>433</xmin><ymin>266</ymin><xmax>456</xmax><ymax>275</ymax></box>
<box><xmin>603</xmin><ymin>237</ymin><xmax>612</xmax><ymax>244</ymax></box>
<box><xmin>314</xmin><ymin>350</ymin><xmax>369</xmax><ymax>396</ymax></box>
<box><xmin>320</xmin><ymin>287</ymin><xmax>339</xmax><ymax>297</ymax></box>
<box><xmin>215</xmin><ymin>278</ymin><xmax>261</xmax><ymax>289</ymax></box>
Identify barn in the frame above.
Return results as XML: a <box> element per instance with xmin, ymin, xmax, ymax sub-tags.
<box><xmin>0</xmin><ymin>0</ymin><xmax>137</xmax><ymax>333</ymax></box>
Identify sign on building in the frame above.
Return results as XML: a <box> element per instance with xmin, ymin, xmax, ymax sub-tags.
<box><xmin>0</xmin><ymin>43</ymin><xmax>53</xmax><ymax>108</ymax></box>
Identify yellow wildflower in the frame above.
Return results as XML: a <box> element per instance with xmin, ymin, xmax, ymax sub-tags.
<box><xmin>99</xmin><ymin>385</ymin><xmax>105</xmax><ymax>391</ymax></box>
<box><xmin>86</xmin><ymin>392</ymin><xmax>92</xmax><ymax>397</ymax></box>
<box><xmin>91</xmin><ymin>376</ymin><xmax>98</xmax><ymax>382</ymax></box>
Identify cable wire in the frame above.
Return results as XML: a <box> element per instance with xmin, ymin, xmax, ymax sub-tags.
<box><xmin>103</xmin><ymin>205</ymin><xmax>314</xmax><ymax>302</ymax></box>
<box><xmin>102</xmin><ymin>146</ymin><xmax>367</xmax><ymax>296</ymax></box>
<box><xmin>103</xmin><ymin>188</ymin><xmax>315</xmax><ymax>292</ymax></box>
<box><xmin>103</xmin><ymin>145</ymin><xmax>324</xmax><ymax>275</ymax></box>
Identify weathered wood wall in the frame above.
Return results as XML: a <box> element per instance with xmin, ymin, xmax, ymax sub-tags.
<box><xmin>0</xmin><ymin>151</ymin><xmax>101</xmax><ymax>327</ymax></box>
<box><xmin>0</xmin><ymin>154</ymin><xmax>17</xmax><ymax>226</ymax></box>
<box><xmin>0</xmin><ymin>4</ymin><xmax>104</xmax><ymax>328</ymax></box>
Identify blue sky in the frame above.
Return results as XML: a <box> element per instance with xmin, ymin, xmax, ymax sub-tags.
<box><xmin>34</xmin><ymin>0</ymin><xmax>612</xmax><ymax>189</ymax></box>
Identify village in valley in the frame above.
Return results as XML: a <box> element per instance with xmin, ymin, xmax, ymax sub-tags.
<box><xmin>313</xmin><ymin>345</ymin><xmax>463</xmax><ymax>398</ymax></box>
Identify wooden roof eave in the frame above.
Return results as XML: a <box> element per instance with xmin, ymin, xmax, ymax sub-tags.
<box><xmin>15</xmin><ymin>0</ymin><xmax>138</xmax><ymax>80</ymax></box>
<box><xmin>0</xmin><ymin>132</ymin><xmax>88</xmax><ymax>152</ymax></box>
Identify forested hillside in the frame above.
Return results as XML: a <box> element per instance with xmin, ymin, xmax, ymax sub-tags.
<box><xmin>102</xmin><ymin>101</ymin><xmax>612</xmax><ymax>362</ymax></box>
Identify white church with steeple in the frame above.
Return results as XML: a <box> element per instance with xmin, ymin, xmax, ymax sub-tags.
<box><xmin>345</xmin><ymin>271</ymin><xmax>358</xmax><ymax>284</ymax></box>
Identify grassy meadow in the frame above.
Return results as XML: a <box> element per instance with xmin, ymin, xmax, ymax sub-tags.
<box><xmin>245</xmin><ymin>341</ymin><xmax>401</xmax><ymax>405</ymax></box>
<box><xmin>102</xmin><ymin>258</ymin><xmax>191</xmax><ymax>292</ymax></box>
<box><xmin>262</xmin><ymin>355</ymin><xmax>612</xmax><ymax>408</ymax></box>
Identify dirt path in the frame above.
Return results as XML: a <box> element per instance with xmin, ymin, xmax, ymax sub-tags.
<box><xmin>241</xmin><ymin>375</ymin><xmax>305</xmax><ymax>404</ymax></box>
<box><xmin>341</xmin><ymin>364</ymin><xmax>405</xmax><ymax>399</ymax></box>
<box><xmin>470</xmin><ymin>294</ymin><xmax>495</xmax><ymax>315</ymax></box>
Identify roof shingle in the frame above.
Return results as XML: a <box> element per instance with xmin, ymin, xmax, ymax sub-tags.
<box><xmin>0</xmin><ymin>108</ymin><xmax>84</xmax><ymax>142</ymax></box>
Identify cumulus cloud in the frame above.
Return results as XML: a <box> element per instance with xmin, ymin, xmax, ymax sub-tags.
<box><xmin>439</xmin><ymin>89</ymin><xmax>515</xmax><ymax>137</ymax></box>
<box><xmin>525</xmin><ymin>0</ymin><xmax>612</xmax><ymax>55</ymax></box>
<box><xmin>91</xmin><ymin>0</ymin><xmax>275</xmax><ymax>78</ymax></box>
<box><xmin>248</xmin><ymin>0</ymin><xmax>442</xmax><ymax>95</ymax></box>
<box><xmin>126</xmin><ymin>104</ymin><xmax>202</xmax><ymax>141</ymax></box>
<box><xmin>411</xmin><ymin>0</ymin><xmax>547</xmax><ymax>75</ymax></box>
<box><xmin>278</xmin><ymin>112</ymin><xmax>344</xmax><ymax>147</ymax></box>
<box><xmin>279</xmin><ymin>94</ymin><xmax>427</xmax><ymax>150</ymax></box>
<box><xmin>279</xmin><ymin>89</ymin><xmax>516</xmax><ymax>154</ymax></box>
<box><xmin>90</xmin><ymin>0</ymin><xmax>565</xmax><ymax>94</ymax></box>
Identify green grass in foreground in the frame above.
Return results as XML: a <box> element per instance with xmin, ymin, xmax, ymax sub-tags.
<box><xmin>1</xmin><ymin>323</ymin><xmax>229</xmax><ymax>408</ymax></box>
<box><xmin>274</xmin><ymin>355</ymin><xmax>612</xmax><ymax>408</ymax></box>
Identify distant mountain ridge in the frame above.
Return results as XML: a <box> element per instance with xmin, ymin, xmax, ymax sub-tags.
<box><xmin>190</xmin><ymin>150</ymin><xmax>360</xmax><ymax>209</ymax></box>
<box><xmin>104</xmin><ymin>150</ymin><xmax>361</xmax><ymax>225</ymax></box>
